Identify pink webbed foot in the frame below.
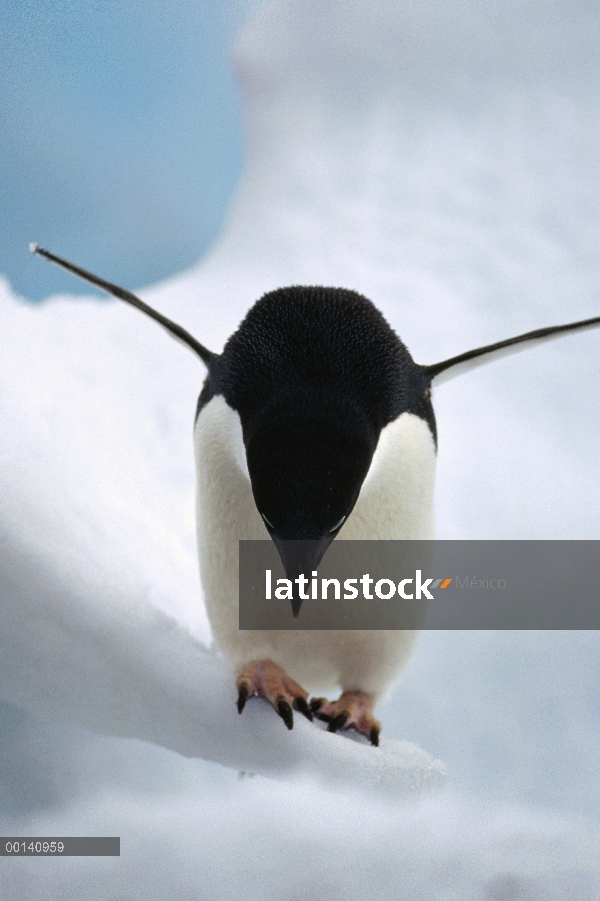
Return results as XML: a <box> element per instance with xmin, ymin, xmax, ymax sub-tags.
<box><xmin>236</xmin><ymin>659</ymin><xmax>313</xmax><ymax>730</ymax></box>
<box><xmin>310</xmin><ymin>690</ymin><xmax>381</xmax><ymax>746</ymax></box>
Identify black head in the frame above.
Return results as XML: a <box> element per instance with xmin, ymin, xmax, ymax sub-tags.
<box><xmin>200</xmin><ymin>286</ymin><xmax>435</xmax><ymax>609</ymax></box>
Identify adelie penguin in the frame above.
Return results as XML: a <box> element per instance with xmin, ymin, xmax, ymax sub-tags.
<box><xmin>32</xmin><ymin>244</ymin><xmax>600</xmax><ymax>745</ymax></box>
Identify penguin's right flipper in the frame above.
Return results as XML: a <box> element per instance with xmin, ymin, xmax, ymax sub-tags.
<box><xmin>426</xmin><ymin>314</ymin><xmax>600</xmax><ymax>385</ymax></box>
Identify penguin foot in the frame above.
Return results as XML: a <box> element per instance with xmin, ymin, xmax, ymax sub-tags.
<box><xmin>310</xmin><ymin>691</ymin><xmax>381</xmax><ymax>746</ymax></box>
<box><xmin>236</xmin><ymin>660</ymin><xmax>313</xmax><ymax>730</ymax></box>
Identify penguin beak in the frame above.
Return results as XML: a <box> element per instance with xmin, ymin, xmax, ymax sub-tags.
<box><xmin>271</xmin><ymin>536</ymin><xmax>333</xmax><ymax>617</ymax></box>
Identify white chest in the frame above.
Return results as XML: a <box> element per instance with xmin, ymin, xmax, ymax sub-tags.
<box><xmin>193</xmin><ymin>395</ymin><xmax>436</xmax><ymax>697</ymax></box>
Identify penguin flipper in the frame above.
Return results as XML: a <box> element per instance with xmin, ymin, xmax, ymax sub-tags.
<box><xmin>30</xmin><ymin>244</ymin><xmax>215</xmax><ymax>365</ymax></box>
<box><xmin>426</xmin><ymin>314</ymin><xmax>600</xmax><ymax>385</ymax></box>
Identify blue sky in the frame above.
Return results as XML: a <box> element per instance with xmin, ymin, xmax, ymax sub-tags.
<box><xmin>1</xmin><ymin>1</ymin><xmax>251</xmax><ymax>300</ymax></box>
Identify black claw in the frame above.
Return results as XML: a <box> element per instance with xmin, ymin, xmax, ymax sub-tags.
<box><xmin>311</xmin><ymin>697</ymin><xmax>337</xmax><ymax>725</ymax></box>
<box><xmin>294</xmin><ymin>696</ymin><xmax>313</xmax><ymax>721</ymax></box>
<box><xmin>369</xmin><ymin>726</ymin><xmax>380</xmax><ymax>747</ymax></box>
<box><xmin>277</xmin><ymin>698</ymin><xmax>294</xmax><ymax>730</ymax></box>
<box><xmin>326</xmin><ymin>712</ymin><xmax>348</xmax><ymax>733</ymax></box>
<box><xmin>237</xmin><ymin>683</ymin><xmax>249</xmax><ymax>714</ymax></box>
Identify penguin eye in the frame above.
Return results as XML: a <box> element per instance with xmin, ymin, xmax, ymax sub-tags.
<box><xmin>330</xmin><ymin>516</ymin><xmax>346</xmax><ymax>532</ymax></box>
<box><xmin>261</xmin><ymin>512</ymin><xmax>275</xmax><ymax>529</ymax></box>
<box><xmin>423</xmin><ymin>386</ymin><xmax>431</xmax><ymax>400</ymax></box>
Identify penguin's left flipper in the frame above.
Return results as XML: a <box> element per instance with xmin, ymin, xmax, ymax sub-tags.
<box><xmin>236</xmin><ymin>660</ymin><xmax>313</xmax><ymax>730</ymax></box>
<box><xmin>311</xmin><ymin>691</ymin><xmax>381</xmax><ymax>746</ymax></box>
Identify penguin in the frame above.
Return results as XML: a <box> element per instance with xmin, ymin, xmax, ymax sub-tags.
<box><xmin>31</xmin><ymin>244</ymin><xmax>600</xmax><ymax>745</ymax></box>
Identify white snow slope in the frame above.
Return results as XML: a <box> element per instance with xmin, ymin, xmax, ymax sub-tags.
<box><xmin>1</xmin><ymin>1</ymin><xmax>600</xmax><ymax>898</ymax></box>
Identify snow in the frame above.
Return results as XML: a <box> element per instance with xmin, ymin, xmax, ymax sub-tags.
<box><xmin>3</xmin><ymin>777</ymin><xmax>600</xmax><ymax>900</ymax></box>
<box><xmin>1</xmin><ymin>0</ymin><xmax>600</xmax><ymax>897</ymax></box>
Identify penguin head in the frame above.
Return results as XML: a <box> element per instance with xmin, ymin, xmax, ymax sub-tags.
<box><xmin>201</xmin><ymin>285</ymin><xmax>435</xmax><ymax>606</ymax></box>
